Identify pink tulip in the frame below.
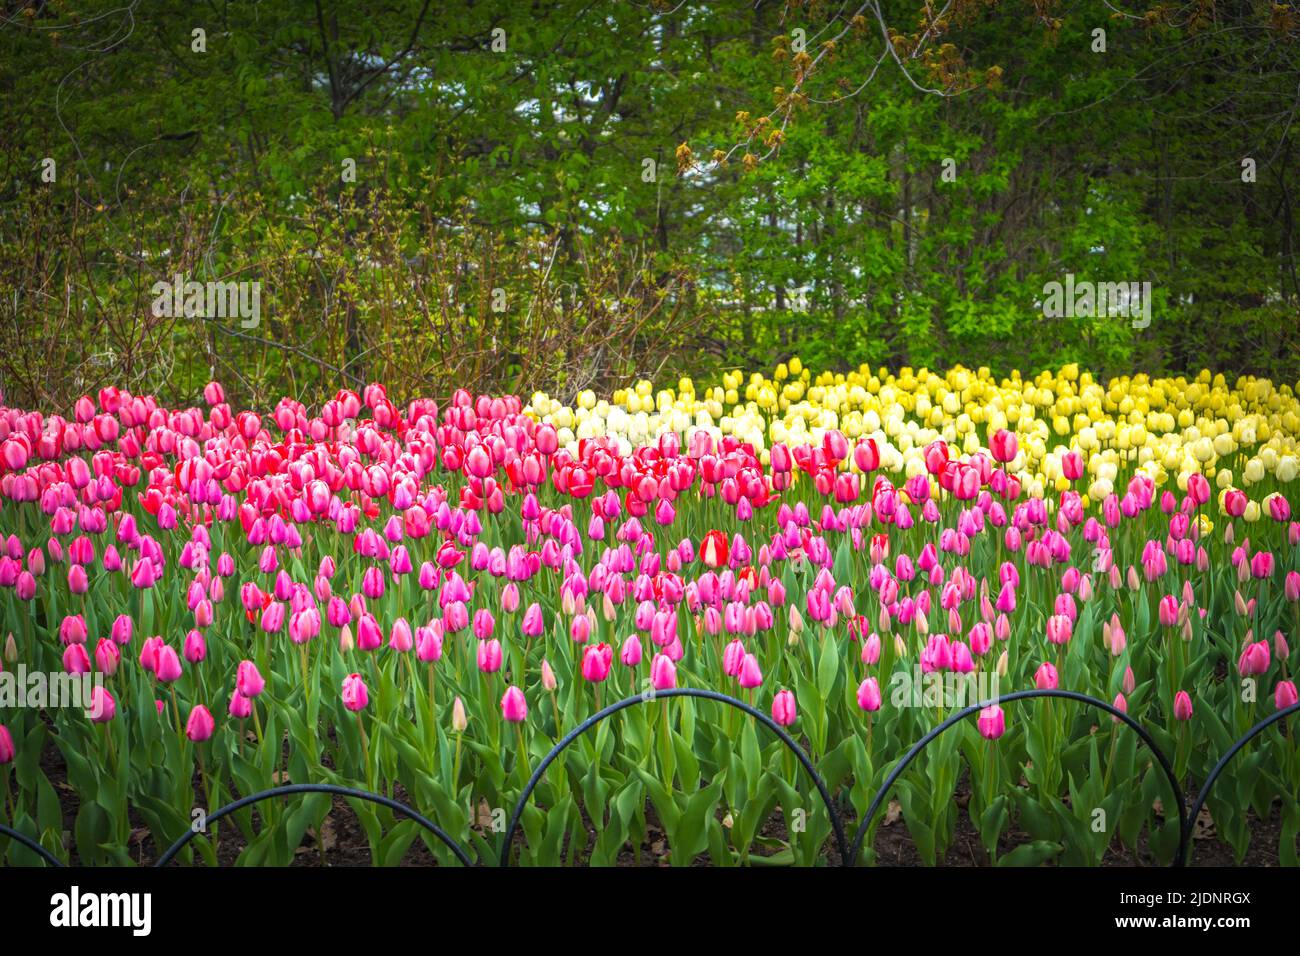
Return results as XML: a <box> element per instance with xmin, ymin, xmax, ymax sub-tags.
<box><xmin>389</xmin><ymin>617</ymin><xmax>414</xmax><ymax>653</ymax></box>
<box><xmin>153</xmin><ymin>645</ymin><xmax>183</xmax><ymax>683</ymax></box>
<box><xmin>186</xmin><ymin>705</ymin><xmax>216</xmax><ymax>742</ymax></box>
<box><xmin>1035</xmin><ymin>662</ymin><xmax>1059</xmax><ymax>690</ymax></box>
<box><xmin>1276</xmin><ymin>680</ymin><xmax>1299</xmax><ymax>710</ymax></box>
<box><xmin>228</xmin><ymin>690</ymin><xmax>253</xmax><ymax>719</ymax></box>
<box><xmin>94</xmin><ymin>638</ymin><xmax>120</xmax><ymax>676</ymax></box>
<box><xmin>1173</xmin><ymin>691</ymin><xmax>1193</xmax><ymax>721</ymax></box>
<box><xmin>236</xmin><ymin>660</ymin><xmax>266</xmax><ymax>697</ymax></box>
<box><xmin>1237</xmin><ymin>640</ymin><xmax>1271</xmax><ymax>677</ymax></box>
<box><xmin>650</xmin><ymin>653</ymin><xmax>677</xmax><ymax>690</ymax></box>
<box><xmin>477</xmin><ymin>638</ymin><xmax>503</xmax><ymax>673</ymax></box>
<box><xmin>111</xmin><ymin>614</ymin><xmax>133</xmax><ymax>646</ymax></box>
<box><xmin>500</xmin><ymin>685</ymin><xmax>528</xmax><ymax>722</ymax></box>
<box><xmin>183</xmin><ymin>629</ymin><xmax>207</xmax><ymax>664</ymax></box>
<box><xmin>581</xmin><ymin>643</ymin><xmax>613</xmax><ymax>682</ymax></box>
<box><xmin>1046</xmin><ymin>614</ymin><xmax>1072</xmax><ymax>646</ymax></box>
<box><xmin>620</xmin><ymin>634</ymin><xmax>643</xmax><ymax>667</ymax></box>
<box><xmin>341</xmin><ymin>673</ymin><xmax>369</xmax><ymax>712</ymax></box>
<box><xmin>857</xmin><ymin>677</ymin><xmax>882</xmax><ymax>712</ymax></box>
<box><xmin>416</xmin><ymin>625</ymin><xmax>444</xmax><ymax>662</ymax></box>
<box><xmin>0</xmin><ymin>725</ymin><xmax>14</xmax><ymax>763</ymax></box>
<box><xmin>88</xmin><ymin>686</ymin><xmax>116</xmax><ymax>723</ymax></box>
<box><xmin>977</xmin><ymin>705</ymin><xmax>1005</xmax><ymax>740</ymax></box>
<box><xmin>472</xmin><ymin>608</ymin><xmax>496</xmax><ymax>640</ymax></box>
<box><xmin>771</xmin><ymin>689</ymin><xmax>797</xmax><ymax>726</ymax></box>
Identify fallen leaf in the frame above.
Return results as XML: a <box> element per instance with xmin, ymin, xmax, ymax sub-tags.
<box><xmin>882</xmin><ymin>800</ymin><xmax>902</xmax><ymax>826</ymax></box>
<box><xmin>1193</xmin><ymin>807</ymin><xmax>1215</xmax><ymax>840</ymax></box>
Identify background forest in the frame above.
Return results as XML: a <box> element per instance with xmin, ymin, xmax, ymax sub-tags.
<box><xmin>1</xmin><ymin>0</ymin><xmax>1298</xmax><ymax>409</ymax></box>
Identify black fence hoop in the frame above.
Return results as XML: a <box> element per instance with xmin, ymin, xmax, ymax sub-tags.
<box><xmin>498</xmin><ymin>687</ymin><xmax>849</xmax><ymax>867</ymax></box>
<box><xmin>847</xmin><ymin>688</ymin><xmax>1188</xmax><ymax>867</ymax></box>
<box><xmin>153</xmin><ymin>782</ymin><xmax>473</xmax><ymax>867</ymax></box>
<box><xmin>1183</xmin><ymin>701</ymin><xmax>1300</xmax><ymax>865</ymax></box>
<box><xmin>0</xmin><ymin>822</ymin><xmax>66</xmax><ymax>867</ymax></box>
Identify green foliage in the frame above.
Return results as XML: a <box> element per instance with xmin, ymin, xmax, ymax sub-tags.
<box><xmin>0</xmin><ymin>0</ymin><xmax>1296</xmax><ymax>407</ymax></box>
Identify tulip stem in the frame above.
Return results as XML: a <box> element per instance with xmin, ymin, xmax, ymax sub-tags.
<box><xmin>300</xmin><ymin>643</ymin><xmax>311</xmax><ymax>712</ymax></box>
<box><xmin>515</xmin><ymin>723</ymin><xmax>531</xmax><ymax>783</ymax></box>
<box><xmin>102</xmin><ymin>720</ymin><xmax>118</xmax><ymax>770</ymax></box>
<box><xmin>427</xmin><ymin>663</ymin><xmax>437</xmax><ymax>752</ymax></box>
<box><xmin>1</xmin><ymin>766</ymin><xmax>12</xmax><ymax>823</ymax></box>
<box><xmin>169</xmin><ymin>684</ymin><xmax>183</xmax><ymax>740</ymax></box>
<box><xmin>356</xmin><ymin>711</ymin><xmax>372</xmax><ymax>791</ymax></box>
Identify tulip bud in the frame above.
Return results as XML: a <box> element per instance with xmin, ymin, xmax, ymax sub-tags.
<box><xmin>1173</xmin><ymin>691</ymin><xmax>1193</xmax><ymax>721</ymax></box>
<box><xmin>228</xmin><ymin>690</ymin><xmax>253</xmax><ymax>719</ymax></box>
<box><xmin>341</xmin><ymin>673</ymin><xmax>369</xmax><ymax>712</ymax></box>
<box><xmin>1111</xmin><ymin>692</ymin><xmax>1128</xmax><ymax>723</ymax></box>
<box><xmin>541</xmin><ymin>659</ymin><xmax>558</xmax><ymax>690</ymax></box>
<box><xmin>452</xmin><ymin>696</ymin><xmax>468</xmax><ymax>732</ymax></box>
<box><xmin>0</xmin><ymin>724</ymin><xmax>15</xmax><ymax>764</ymax></box>
<box><xmin>3</xmin><ymin>633</ymin><xmax>15</xmax><ymax>663</ymax></box>
<box><xmin>856</xmin><ymin>677</ymin><xmax>882</xmax><ymax>712</ymax></box>
<box><xmin>996</xmin><ymin>649</ymin><xmax>1008</xmax><ymax>677</ymax></box>
<box><xmin>500</xmin><ymin>685</ymin><xmax>528</xmax><ymax>722</ymax></box>
<box><xmin>88</xmin><ymin>687</ymin><xmax>116</xmax><ymax>723</ymax></box>
<box><xmin>977</xmin><ymin>704</ymin><xmax>1006</xmax><ymax>740</ymax></box>
<box><xmin>1276</xmin><ymin>680</ymin><xmax>1299</xmax><ymax>710</ymax></box>
<box><xmin>186</xmin><ymin>705</ymin><xmax>216</xmax><ymax>742</ymax></box>
<box><xmin>771</xmin><ymin>689</ymin><xmax>797</xmax><ymax>727</ymax></box>
<box><xmin>236</xmin><ymin>659</ymin><xmax>266</xmax><ymax>697</ymax></box>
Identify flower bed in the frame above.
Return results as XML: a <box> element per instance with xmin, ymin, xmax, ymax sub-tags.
<box><xmin>1</xmin><ymin>363</ymin><xmax>1297</xmax><ymax>866</ymax></box>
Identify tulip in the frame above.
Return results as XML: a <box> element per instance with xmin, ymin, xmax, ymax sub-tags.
<box><xmin>1173</xmin><ymin>691</ymin><xmax>1193</xmax><ymax>721</ymax></box>
<box><xmin>94</xmin><ymin>639</ymin><xmax>120</xmax><ymax>676</ymax></box>
<box><xmin>771</xmin><ymin>689</ymin><xmax>797</xmax><ymax>726</ymax></box>
<box><xmin>477</xmin><ymin>638</ymin><xmax>503</xmax><ymax>673</ymax></box>
<box><xmin>989</xmin><ymin>429</ymin><xmax>1018</xmax><ymax>463</ymax></box>
<box><xmin>186</xmin><ymin>705</ymin><xmax>216</xmax><ymax>742</ymax></box>
<box><xmin>737</xmin><ymin>653</ymin><xmax>763</xmax><ymax>689</ymax></box>
<box><xmin>1158</xmin><ymin>594</ymin><xmax>1180</xmax><ymax>628</ymax></box>
<box><xmin>1276</xmin><ymin>681</ymin><xmax>1299</xmax><ymax>710</ymax></box>
<box><xmin>236</xmin><ymin>660</ymin><xmax>266</xmax><ymax>697</ymax></box>
<box><xmin>856</xmin><ymin>677</ymin><xmax>882</xmax><ymax>712</ymax></box>
<box><xmin>1237</xmin><ymin>640</ymin><xmax>1271</xmax><ymax>677</ymax></box>
<box><xmin>0</xmin><ymin>725</ymin><xmax>14</xmax><ymax>763</ymax></box>
<box><xmin>183</xmin><ymin>630</ymin><xmax>207</xmax><ymax>664</ymax></box>
<box><xmin>581</xmin><ymin>643</ymin><xmax>613</xmax><ymax>682</ymax></box>
<box><xmin>228</xmin><ymin>690</ymin><xmax>253</xmax><ymax>719</ymax></box>
<box><xmin>153</xmin><ymin>645</ymin><xmax>183</xmax><ymax>683</ymax></box>
<box><xmin>700</xmin><ymin>530</ymin><xmax>729</xmax><ymax>569</ymax></box>
<box><xmin>609</xmin><ymin>633</ymin><xmax>639</xmax><ymax>669</ymax></box>
<box><xmin>1034</xmin><ymin>662</ymin><xmax>1059</xmax><ymax>690</ymax></box>
<box><xmin>501</xmin><ymin>685</ymin><xmax>528</xmax><ymax>722</ymax></box>
<box><xmin>452</xmin><ymin>696</ymin><xmax>469</xmax><ymax>732</ymax></box>
<box><xmin>110</xmin><ymin>614</ymin><xmax>133</xmax><ymax>646</ymax></box>
<box><xmin>389</xmin><ymin>617</ymin><xmax>414</xmax><ymax>653</ymax></box>
<box><xmin>63</xmin><ymin>643</ymin><xmax>91</xmax><ymax>675</ymax></box>
<box><xmin>650</xmin><ymin>653</ymin><xmax>677</xmax><ymax>690</ymax></box>
<box><xmin>89</xmin><ymin>687</ymin><xmax>116</xmax><ymax>723</ymax></box>
<box><xmin>1046</xmin><ymin>614</ymin><xmax>1072</xmax><ymax>646</ymax></box>
<box><xmin>341</xmin><ymin>673</ymin><xmax>369</xmax><ymax>712</ymax></box>
<box><xmin>977</xmin><ymin>705</ymin><xmax>1005</xmax><ymax>740</ymax></box>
